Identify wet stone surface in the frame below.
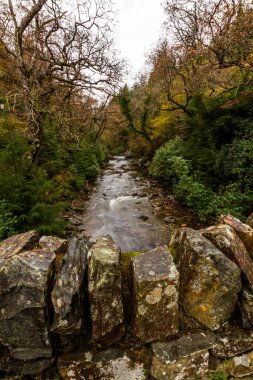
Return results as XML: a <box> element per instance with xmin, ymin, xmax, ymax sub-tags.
<box><xmin>132</xmin><ymin>246</ymin><xmax>179</xmax><ymax>343</ymax></box>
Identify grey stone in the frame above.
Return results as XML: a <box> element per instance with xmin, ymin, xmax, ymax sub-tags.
<box><xmin>170</xmin><ymin>228</ymin><xmax>241</xmax><ymax>330</ymax></box>
<box><xmin>132</xmin><ymin>246</ymin><xmax>179</xmax><ymax>343</ymax></box>
<box><xmin>215</xmin><ymin>350</ymin><xmax>253</xmax><ymax>378</ymax></box>
<box><xmin>151</xmin><ymin>333</ymin><xmax>215</xmax><ymax>380</ymax></box>
<box><xmin>212</xmin><ymin>323</ymin><xmax>253</xmax><ymax>358</ymax></box>
<box><xmin>201</xmin><ymin>224</ymin><xmax>253</xmax><ymax>287</ymax></box>
<box><xmin>0</xmin><ymin>247</ymin><xmax>55</xmax><ymax>361</ymax></box>
<box><xmin>51</xmin><ymin>238</ymin><xmax>88</xmax><ymax>335</ymax></box>
<box><xmin>88</xmin><ymin>236</ymin><xmax>124</xmax><ymax>348</ymax></box>
<box><xmin>58</xmin><ymin>348</ymin><xmax>150</xmax><ymax>380</ymax></box>
<box><xmin>219</xmin><ymin>214</ymin><xmax>253</xmax><ymax>258</ymax></box>
<box><xmin>0</xmin><ymin>230</ymin><xmax>39</xmax><ymax>261</ymax></box>
<box><xmin>238</xmin><ymin>286</ymin><xmax>253</xmax><ymax>329</ymax></box>
<box><xmin>39</xmin><ymin>235</ymin><xmax>68</xmax><ymax>254</ymax></box>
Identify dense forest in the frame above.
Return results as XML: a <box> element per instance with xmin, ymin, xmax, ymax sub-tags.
<box><xmin>0</xmin><ymin>0</ymin><xmax>253</xmax><ymax>240</ymax></box>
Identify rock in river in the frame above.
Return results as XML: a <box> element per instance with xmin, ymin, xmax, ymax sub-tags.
<box><xmin>88</xmin><ymin>236</ymin><xmax>125</xmax><ymax>348</ymax></box>
<box><xmin>170</xmin><ymin>227</ymin><xmax>241</xmax><ymax>330</ymax></box>
<box><xmin>132</xmin><ymin>246</ymin><xmax>179</xmax><ymax>343</ymax></box>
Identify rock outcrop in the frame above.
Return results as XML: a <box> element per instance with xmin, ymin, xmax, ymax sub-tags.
<box><xmin>132</xmin><ymin>246</ymin><xmax>179</xmax><ymax>343</ymax></box>
<box><xmin>88</xmin><ymin>236</ymin><xmax>125</xmax><ymax>348</ymax></box>
<box><xmin>170</xmin><ymin>227</ymin><xmax>242</xmax><ymax>330</ymax></box>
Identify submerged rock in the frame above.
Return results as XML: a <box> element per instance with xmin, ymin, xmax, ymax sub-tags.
<box><xmin>88</xmin><ymin>236</ymin><xmax>124</xmax><ymax>348</ymax></box>
<box><xmin>219</xmin><ymin>214</ymin><xmax>253</xmax><ymax>258</ymax></box>
<box><xmin>170</xmin><ymin>228</ymin><xmax>241</xmax><ymax>330</ymax></box>
<box><xmin>150</xmin><ymin>333</ymin><xmax>215</xmax><ymax>380</ymax></box>
<box><xmin>201</xmin><ymin>224</ymin><xmax>253</xmax><ymax>287</ymax></box>
<box><xmin>51</xmin><ymin>238</ymin><xmax>88</xmax><ymax>335</ymax></box>
<box><xmin>58</xmin><ymin>347</ymin><xmax>150</xmax><ymax>380</ymax></box>
<box><xmin>132</xmin><ymin>246</ymin><xmax>179</xmax><ymax>343</ymax></box>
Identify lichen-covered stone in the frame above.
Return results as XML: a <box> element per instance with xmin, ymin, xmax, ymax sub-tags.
<box><xmin>150</xmin><ymin>333</ymin><xmax>215</xmax><ymax>380</ymax></box>
<box><xmin>39</xmin><ymin>235</ymin><xmax>68</xmax><ymax>254</ymax></box>
<box><xmin>212</xmin><ymin>323</ymin><xmax>253</xmax><ymax>358</ymax></box>
<box><xmin>215</xmin><ymin>350</ymin><xmax>253</xmax><ymax>378</ymax></box>
<box><xmin>58</xmin><ymin>348</ymin><xmax>150</xmax><ymax>380</ymax></box>
<box><xmin>170</xmin><ymin>228</ymin><xmax>241</xmax><ymax>330</ymax></box>
<box><xmin>238</xmin><ymin>286</ymin><xmax>253</xmax><ymax>329</ymax></box>
<box><xmin>201</xmin><ymin>224</ymin><xmax>253</xmax><ymax>287</ymax></box>
<box><xmin>219</xmin><ymin>214</ymin><xmax>253</xmax><ymax>258</ymax></box>
<box><xmin>51</xmin><ymin>238</ymin><xmax>88</xmax><ymax>335</ymax></box>
<box><xmin>0</xmin><ymin>230</ymin><xmax>39</xmax><ymax>261</ymax></box>
<box><xmin>88</xmin><ymin>236</ymin><xmax>124</xmax><ymax>348</ymax></box>
<box><xmin>0</xmin><ymin>352</ymin><xmax>54</xmax><ymax>376</ymax></box>
<box><xmin>132</xmin><ymin>246</ymin><xmax>179</xmax><ymax>343</ymax></box>
<box><xmin>0</xmin><ymin>243</ymin><xmax>55</xmax><ymax>372</ymax></box>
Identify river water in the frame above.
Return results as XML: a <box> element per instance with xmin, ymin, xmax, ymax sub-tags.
<box><xmin>79</xmin><ymin>155</ymin><xmax>172</xmax><ymax>252</ymax></box>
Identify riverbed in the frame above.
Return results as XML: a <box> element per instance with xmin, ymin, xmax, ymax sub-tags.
<box><xmin>65</xmin><ymin>155</ymin><xmax>193</xmax><ymax>252</ymax></box>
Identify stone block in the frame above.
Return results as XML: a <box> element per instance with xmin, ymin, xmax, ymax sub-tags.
<box><xmin>88</xmin><ymin>236</ymin><xmax>124</xmax><ymax>348</ymax></box>
<box><xmin>201</xmin><ymin>224</ymin><xmax>253</xmax><ymax>287</ymax></box>
<box><xmin>150</xmin><ymin>333</ymin><xmax>215</xmax><ymax>380</ymax></box>
<box><xmin>132</xmin><ymin>246</ymin><xmax>179</xmax><ymax>343</ymax></box>
<box><xmin>219</xmin><ymin>214</ymin><xmax>253</xmax><ymax>258</ymax></box>
<box><xmin>170</xmin><ymin>228</ymin><xmax>241</xmax><ymax>330</ymax></box>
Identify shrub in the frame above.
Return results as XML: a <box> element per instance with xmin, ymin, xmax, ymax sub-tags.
<box><xmin>0</xmin><ymin>200</ymin><xmax>17</xmax><ymax>240</ymax></box>
<box><xmin>149</xmin><ymin>137</ymin><xmax>189</xmax><ymax>185</ymax></box>
<box><xmin>173</xmin><ymin>175</ymin><xmax>216</xmax><ymax>222</ymax></box>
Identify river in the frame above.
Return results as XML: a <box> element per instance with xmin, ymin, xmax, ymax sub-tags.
<box><xmin>66</xmin><ymin>155</ymin><xmax>192</xmax><ymax>252</ymax></box>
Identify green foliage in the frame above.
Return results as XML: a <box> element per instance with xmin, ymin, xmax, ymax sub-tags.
<box><xmin>208</xmin><ymin>372</ymin><xmax>228</xmax><ymax>380</ymax></box>
<box><xmin>0</xmin><ymin>200</ymin><xmax>17</xmax><ymax>240</ymax></box>
<box><xmin>149</xmin><ymin>138</ymin><xmax>189</xmax><ymax>184</ymax></box>
<box><xmin>0</xmin><ymin>116</ymin><xmax>106</xmax><ymax>239</ymax></box>
<box><xmin>149</xmin><ymin>90</ymin><xmax>253</xmax><ymax>223</ymax></box>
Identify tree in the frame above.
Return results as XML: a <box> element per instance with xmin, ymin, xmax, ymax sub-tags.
<box><xmin>0</xmin><ymin>0</ymin><xmax>123</xmax><ymax>160</ymax></box>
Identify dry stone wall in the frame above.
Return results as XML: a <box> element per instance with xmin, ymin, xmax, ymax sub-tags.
<box><xmin>1</xmin><ymin>215</ymin><xmax>253</xmax><ymax>379</ymax></box>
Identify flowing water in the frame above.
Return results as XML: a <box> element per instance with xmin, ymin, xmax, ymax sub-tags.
<box><xmin>79</xmin><ymin>155</ymin><xmax>172</xmax><ymax>252</ymax></box>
